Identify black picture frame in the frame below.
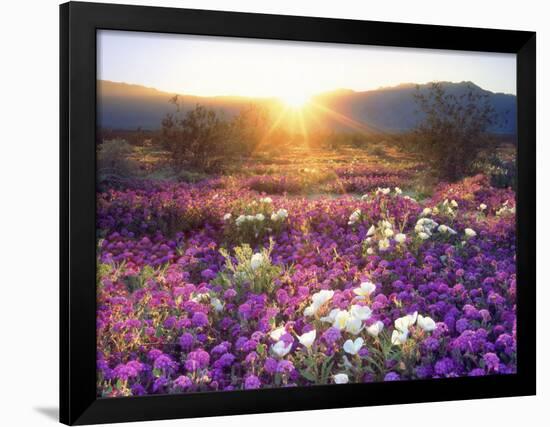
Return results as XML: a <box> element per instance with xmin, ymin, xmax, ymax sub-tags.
<box><xmin>60</xmin><ymin>1</ymin><xmax>536</xmax><ymax>425</ymax></box>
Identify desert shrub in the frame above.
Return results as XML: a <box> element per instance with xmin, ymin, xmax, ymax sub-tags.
<box><xmin>367</xmin><ymin>144</ymin><xmax>386</xmax><ymax>157</ymax></box>
<box><xmin>97</xmin><ymin>139</ymin><xmax>140</xmax><ymax>179</ymax></box>
<box><xmin>413</xmin><ymin>82</ymin><xmax>497</xmax><ymax>181</ymax></box>
<box><xmin>176</xmin><ymin>169</ymin><xmax>209</xmax><ymax>183</ymax></box>
<box><xmin>161</xmin><ymin>100</ymin><xmax>288</xmax><ymax>172</ymax></box>
<box><xmin>227</xmin><ymin>104</ymin><xmax>271</xmax><ymax>156</ymax></box>
<box><xmin>143</xmin><ymin>165</ymin><xmax>178</xmax><ymax>181</ymax></box>
<box><xmin>161</xmin><ymin>98</ymin><xmax>228</xmax><ymax>171</ymax></box>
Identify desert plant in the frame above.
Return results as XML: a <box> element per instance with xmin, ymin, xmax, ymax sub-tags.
<box><xmin>413</xmin><ymin>82</ymin><xmax>497</xmax><ymax>181</ymax></box>
<box><xmin>161</xmin><ymin>98</ymin><xmax>227</xmax><ymax>171</ymax></box>
<box><xmin>97</xmin><ymin>139</ymin><xmax>139</xmax><ymax>179</ymax></box>
<box><xmin>216</xmin><ymin>239</ymin><xmax>281</xmax><ymax>295</ymax></box>
<box><xmin>227</xmin><ymin>103</ymin><xmax>271</xmax><ymax>156</ymax></box>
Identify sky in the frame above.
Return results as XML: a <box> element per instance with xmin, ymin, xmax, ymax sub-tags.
<box><xmin>97</xmin><ymin>30</ymin><xmax>516</xmax><ymax>101</ymax></box>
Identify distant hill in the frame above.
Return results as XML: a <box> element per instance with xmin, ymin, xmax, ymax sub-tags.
<box><xmin>98</xmin><ymin>80</ymin><xmax>516</xmax><ymax>134</ymax></box>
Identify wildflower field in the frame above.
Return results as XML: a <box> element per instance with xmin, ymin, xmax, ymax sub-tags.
<box><xmin>96</xmin><ymin>144</ymin><xmax>517</xmax><ymax>397</ymax></box>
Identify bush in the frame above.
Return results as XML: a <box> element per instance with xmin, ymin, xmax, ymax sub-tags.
<box><xmin>161</xmin><ymin>100</ymin><xmax>278</xmax><ymax>173</ymax></box>
<box><xmin>161</xmin><ymin>99</ymin><xmax>227</xmax><ymax>171</ymax></box>
<box><xmin>367</xmin><ymin>144</ymin><xmax>386</xmax><ymax>157</ymax></box>
<box><xmin>227</xmin><ymin>104</ymin><xmax>271</xmax><ymax>156</ymax></box>
<box><xmin>176</xmin><ymin>169</ymin><xmax>209</xmax><ymax>183</ymax></box>
<box><xmin>97</xmin><ymin>139</ymin><xmax>139</xmax><ymax>179</ymax></box>
<box><xmin>413</xmin><ymin>82</ymin><xmax>497</xmax><ymax>181</ymax></box>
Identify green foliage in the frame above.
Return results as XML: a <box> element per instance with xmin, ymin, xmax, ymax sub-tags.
<box><xmin>413</xmin><ymin>82</ymin><xmax>497</xmax><ymax>181</ymax></box>
<box><xmin>153</xmin><ymin>200</ymin><xmax>212</xmax><ymax>237</ymax></box>
<box><xmin>473</xmin><ymin>153</ymin><xmax>517</xmax><ymax>190</ymax></box>
<box><xmin>161</xmin><ymin>98</ymin><xmax>228</xmax><ymax>171</ymax></box>
<box><xmin>161</xmin><ymin>99</ymin><xmax>280</xmax><ymax>173</ymax></box>
<box><xmin>216</xmin><ymin>239</ymin><xmax>281</xmax><ymax>295</ymax></box>
<box><xmin>97</xmin><ymin>262</ymin><xmax>113</xmax><ymax>287</ymax></box>
<box><xmin>363</xmin><ymin>331</ymin><xmax>404</xmax><ymax>380</ymax></box>
<box><xmin>122</xmin><ymin>265</ymin><xmax>156</xmax><ymax>293</ymax></box>
<box><xmin>299</xmin><ymin>353</ymin><xmax>335</xmax><ymax>384</ymax></box>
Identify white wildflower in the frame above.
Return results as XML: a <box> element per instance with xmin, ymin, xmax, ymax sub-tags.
<box><xmin>211</xmin><ymin>298</ymin><xmax>224</xmax><ymax>312</ymax></box>
<box><xmin>350</xmin><ymin>304</ymin><xmax>372</xmax><ymax>321</ymax></box>
<box><xmin>438</xmin><ymin>224</ymin><xmax>457</xmax><ymax>235</ymax></box>
<box><xmin>464</xmin><ymin>228</ymin><xmax>477</xmax><ymax>238</ymax></box>
<box><xmin>416</xmin><ymin>217</ymin><xmax>438</xmax><ymax>238</ymax></box>
<box><xmin>378</xmin><ymin>238</ymin><xmax>391</xmax><ymax>251</ymax></box>
<box><xmin>250</xmin><ymin>253</ymin><xmax>264</xmax><ymax>271</ymax></box>
<box><xmin>298</xmin><ymin>330</ymin><xmax>316</xmax><ymax>349</ymax></box>
<box><xmin>381</xmin><ymin>220</ymin><xmax>393</xmax><ymax>229</ymax></box>
<box><xmin>366</xmin><ymin>225</ymin><xmax>376</xmax><ymax>236</ymax></box>
<box><xmin>320</xmin><ymin>308</ymin><xmax>340</xmax><ymax>324</ymax></box>
<box><xmin>333</xmin><ymin>310</ymin><xmax>351</xmax><ymax>330</ymax></box>
<box><xmin>271</xmin><ymin>340</ymin><xmax>292</xmax><ymax>358</ymax></box>
<box><xmin>367</xmin><ymin>320</ymin><xmax>384</xmax><ymax>337</ymax></box>
<box><xmin>394</xmin><ymin>312</ymin><xmax>417</xmax><ymax>332</ymax></box>
<box><xmin>345</xmin><ymin>317</ymin><xmax>364</xmax><ymax>335</ymax></box>
<box><xmin>353</xmin><ymin>282</ymin><xmax>376</xmax><ymax>298</ymax></box>
<box><xmin>304</xmin><ymin>290</ymin><xmax>335</xmax><ymax>317</ymax></box>
<box><xmin>416</xmin><ymin>314</ymin><xmax>437</xmax><ymax>332</ymax></box>
<box><xmin>395</xmin><ymin>233</ymin><xmax>406</xmax><ymax>244</ymax></box>
<box><xmin>270</xmin><ymin>326</ymin><xmax>286</xmax><ymax>341</ymax></box>
<box><xmin>333</xmin><ymin>373</ymin><xmax>349</xmax><ymax>384</ymax></box>
<box><xmin>343</xmin><ymin>338</ymin><xmax>364</xmax><ymax>355</ymax></box>
<box><xmin>348</xmin><ymin>209</ymin><xmax>361</xmax><ymax>225</ymax></box>
<box><xmin>391</xmin><ymin>329</ymin><xmax>409</xmax><ymax>346</ymax></box>
<box><xmin>276</xmin><ymin>208</ymin><xmax>288</xmax><ymax>219</ymax></box>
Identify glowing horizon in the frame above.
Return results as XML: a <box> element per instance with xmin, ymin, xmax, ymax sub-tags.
<box><xmin>97</xmin><ymin>30</ymin><xmax>517</xmax><ymax>100</ymax></box>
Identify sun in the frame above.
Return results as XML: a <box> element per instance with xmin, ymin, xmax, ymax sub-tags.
<box><xmin>279</xmin><ymin>92</ymin><xmax>311</xmax><ymax>109</ymax></box>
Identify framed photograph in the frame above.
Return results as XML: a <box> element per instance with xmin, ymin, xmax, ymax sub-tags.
<box><xmin>60</xmin><ymin>1</ymin><xmax>536</xmax><ymax>424</ymax></box>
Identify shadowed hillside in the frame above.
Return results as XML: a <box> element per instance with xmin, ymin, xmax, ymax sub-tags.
<box><xmin>98</xmin><ymin>80</ymin><xmax>517</xmax><ymax>134</ymax></box>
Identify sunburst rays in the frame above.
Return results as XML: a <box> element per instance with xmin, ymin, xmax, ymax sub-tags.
<box><xmin>249</xmin><ymin>97</ymin><xmax>393</xmax><ymax>163</ymax></box>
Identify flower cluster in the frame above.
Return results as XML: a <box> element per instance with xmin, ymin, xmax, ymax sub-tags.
<box><xmin>224</xmin><ymin>198</ymin><xmax>289</xmax><ymax>244</ymax></box>
<box><xmin>415</xmin><ymin>217</ymin><xmax>439</xmax><ymax>240</ymax></box>
<box><xmin>96</xmin><ymin>169</ymin><xmax>516</xmax><ymax>397</ymax></box>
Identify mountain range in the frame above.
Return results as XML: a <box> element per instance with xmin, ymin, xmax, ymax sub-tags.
<box><xmin>98</xmin><ymin>80</ymin><xmax>517</xmax><ymax>134</ymax></box>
